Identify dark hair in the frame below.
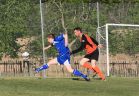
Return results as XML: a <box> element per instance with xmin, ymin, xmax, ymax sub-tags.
<box><xmin>73</xmin><ymin>27</ymin><xmax>82</xmax><ymax>32</ymax></box>
<box><xmin>47</xmin><ymin>34</ymin><xmax>55</xmax><ymax>39</ymax></box>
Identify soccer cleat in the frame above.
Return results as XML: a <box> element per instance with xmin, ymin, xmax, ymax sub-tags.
<box><xmin>101</xmin><ymin>77</ymin><xmax>106</xmax><ymax>81</ymax></box>
<box><xmin>32</xmin><ymin>65</ymin><xmax>39</xmax><ymax>73</ymax></box>
<box><xmin>32</xmin><ymin>65</ymin><xmax>36</xmax><ymax>70</ymax></box>
<box><xmin>83</xmin><ymin>75</ymin><xmax>90</xmax><ymax>81</ymax></box>
<box><xmin>92</xmin><ymin>72</ymin><xmax>97</xmax><ymax>78</ymax></box>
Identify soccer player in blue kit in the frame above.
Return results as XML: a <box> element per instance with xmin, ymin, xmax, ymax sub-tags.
<box><xmin>35</xmin><ymin>33</ymin><xmax>90</xmax><ymax>81</ymax></box>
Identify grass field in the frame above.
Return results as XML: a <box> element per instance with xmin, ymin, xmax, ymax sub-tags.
<box><xmin>0</xmin><ymin>77</ymin><xmax>139</xmax><ymax>96</ymax></box>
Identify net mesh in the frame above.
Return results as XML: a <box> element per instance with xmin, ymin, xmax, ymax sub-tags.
<box><xmin>98</xmin><ymin>24</ymin><xmax>139</xmax><ymax>76</ymax></box>
<box><xmin>97</xmin><ymin>26</ymin><xmax>107</xmax><ymax>74</ymax></box>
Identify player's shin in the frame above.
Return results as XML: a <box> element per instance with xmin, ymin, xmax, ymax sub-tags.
<box><xmin>93</xmin><ymin>66</ymin><xmax>105</xmax><ymax>80</ymax></box>
<box><xmin>82</xmin><ymin>62</ymin><xmax>96</xmax><ymax>73</ymax></box>
<box><xmin>35</xmin><ymin>64</ymin><xmax>49</xmax><ymax>73</ymax></box>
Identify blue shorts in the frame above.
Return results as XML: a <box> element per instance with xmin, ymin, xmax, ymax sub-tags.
<box><xmin>57</xmin><ymin>53</ymin><xmax>70</xmax><ymax>65</ymax></box>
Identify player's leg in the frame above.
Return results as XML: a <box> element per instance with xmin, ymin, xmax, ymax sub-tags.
<box><xmin>64</xmin><ymin>60</ymin><xmax>90</xmax><ymax>81</ymax></box>
<box><xmin>91</xmin><ymin>60</ymin><xmax>105</xmax><ymax>80</ymax></box>
<box><xmin>35</xmin><ymin>58</ymin><xmax>57</xmax><ymax>73</ymax></box>
<box><xmin>80</xmin><ymin>58</ymin><xmax>96</xmax><ymax>72</ymax></box>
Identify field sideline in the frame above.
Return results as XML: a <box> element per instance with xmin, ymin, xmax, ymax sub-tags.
<box><xmin>0</xmin><ymin>77</ymin><xmax>139</xmax><ymax>96</ymax></box>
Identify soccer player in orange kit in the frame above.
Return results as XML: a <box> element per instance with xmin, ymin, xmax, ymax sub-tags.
<box><xmin>70</xmin><ymin>27</ymin><xmax>105</xmax><ymax>80</ymax></box>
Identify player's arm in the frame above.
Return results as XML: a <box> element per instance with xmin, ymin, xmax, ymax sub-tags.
<box><xmin>44</xmin><ymin>45</ymin><xmax>52</xmax><ymax>50</ymax></box>
<box><xmin>90</xmin><ymin>37</ymin><xmax>99</xmax><ymax>45</ymax></box>
<box><xmin>63</xmin><ymin>33</ymin><xmax>68</xmax><ymax>47</ymax></box>
<box><xmin>70</xmin><ymin>35</ymin><xmax>87</xmax><ymax>55</ymax></box>
<box><xmin>91</xmin><ymin>37</ymin><xmax>103</xmax><ymax>48</ymax></box>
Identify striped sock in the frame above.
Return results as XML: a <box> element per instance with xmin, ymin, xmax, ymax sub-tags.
<box><xmin>73</xmin><ymin>69</ymin><xmax>86</xmax><ymax>78</ymax></box>
<box><xmin>35</xmin><ymin>64</ymin><xmax>49</xmax><ymax>72</ymax></box>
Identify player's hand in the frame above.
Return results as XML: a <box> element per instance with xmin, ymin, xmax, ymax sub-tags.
<box><xmin>44</xmin><ymin>45</ymin><xmax>51</xmax><ymax>50</ymax></box>
<box><xmin>98</xmin><ymin>44</ymin><xmax>103</xmax><ymax>48</ymax></box>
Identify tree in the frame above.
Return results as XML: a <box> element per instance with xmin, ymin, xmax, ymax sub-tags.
<box><xmin>0</xmin><ymin>0</ymin><xmax>40</xmax><ymax>59</ymax></box>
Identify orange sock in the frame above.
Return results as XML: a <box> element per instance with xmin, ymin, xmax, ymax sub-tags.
<box><xmin>82</xmin><ymin>62</ymin><xmax>105</xmax><ymax>80</ymax></box>
<box><xmin>93</xmin><ymin>66</ymin><xmax>105</xmax><ymax>80</ymax></box>
<box><xmin>82</xmin><ymin>62</ymin><xmax>96</xmax><ymax>73</ymax></box>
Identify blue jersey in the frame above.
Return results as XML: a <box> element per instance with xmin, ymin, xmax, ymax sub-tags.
<box><xmin>53</xmin><ymin>34</ymin><xmax>70</xmax><ymax>56</ymax></box>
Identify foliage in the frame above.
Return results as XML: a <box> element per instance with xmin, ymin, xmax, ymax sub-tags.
<box><xmin>0</xmin><ymin>0</ymin><xmax>139</xmax><ymax>59</ymax></box>
<box><xmin>0</xmin><ymin>0</ymin><xmax>40</xmax><ymax>58</ymax></box>
<box><xmin>109</xmin><ymin>28</ymin><xmax>139</xmax><ymax>55</ymax></box>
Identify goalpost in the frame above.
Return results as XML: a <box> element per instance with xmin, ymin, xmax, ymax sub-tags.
<box><xmin>40</xmin><ymin>0</ymin><xmax>47</xmax><ymax>78</ymax></box>
<box><xmin>97</xmin><ymin>23</ymin><xmax>139</xmax><ymax>76</ymax></box>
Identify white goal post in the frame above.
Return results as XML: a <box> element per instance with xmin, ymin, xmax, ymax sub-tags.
<box><xmin>97</xmin><ymin>23</ymin><xmax>139</xmax><ymax>77</ymax></box>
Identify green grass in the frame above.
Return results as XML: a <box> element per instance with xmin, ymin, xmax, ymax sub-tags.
<box><xmin>0</xmin><ymin>77</ymin><xmax>139</xmax><ymax>96</ymax></box>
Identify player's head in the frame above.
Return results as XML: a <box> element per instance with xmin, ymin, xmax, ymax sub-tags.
<box><xmin>47</xmin><ymin>34</ymin><xmax>55</xmax><ymax>43</ymax></box>
<box><xmin>73</xmin><ymin>27</ymin><xmax>82</xmax><ymax>37</ymax></box>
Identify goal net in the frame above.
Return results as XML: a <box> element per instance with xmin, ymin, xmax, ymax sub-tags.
<box><xmin>97</xmin><ymin>23</ymin><xmax>139</xmax><ymax>76</ymax></box>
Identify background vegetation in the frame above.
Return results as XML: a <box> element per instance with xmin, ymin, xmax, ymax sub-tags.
<box><xmin>0</xmin><ymin>0</ymin><xmax>139</xmax><ymax>59</ymax></box>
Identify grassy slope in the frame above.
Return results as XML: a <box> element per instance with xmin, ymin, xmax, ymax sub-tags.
<box><xmin>0</xmin><ymin>77</ymin><xmax>139</xmax><ymax>96</ymax></box>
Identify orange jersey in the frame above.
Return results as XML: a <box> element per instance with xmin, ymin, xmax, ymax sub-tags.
<box><xmin>81</xmin><ymin>34</ymin><xmax>98</xmax><ymax>54</ymax></box>
<box><xmin>71</xmin><ymin>34</ymin><xmax>98</xmax><ymax>55</ymax></box>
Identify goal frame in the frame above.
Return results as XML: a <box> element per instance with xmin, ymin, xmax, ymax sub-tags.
<box><xmin>97</xmin><ymin>23</ymin><xmax>139</xmax><ymax>76</ymax></box>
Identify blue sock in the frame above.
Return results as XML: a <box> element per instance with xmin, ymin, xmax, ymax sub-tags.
<box><xmin>73</xmin><ymin>69</ymin><xmax>87</xmax><ymax>78</ymax></box>
<box><xmin>36</xmin><ymin>64</ymin><xmax>49</xmax><ymax>72</ymax></box>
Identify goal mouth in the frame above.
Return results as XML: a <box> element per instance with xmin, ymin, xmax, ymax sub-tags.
<box><xmin>97</xmin><ymin>23</ymin><xmax>139</xmax><ymax>77</ymax></box>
